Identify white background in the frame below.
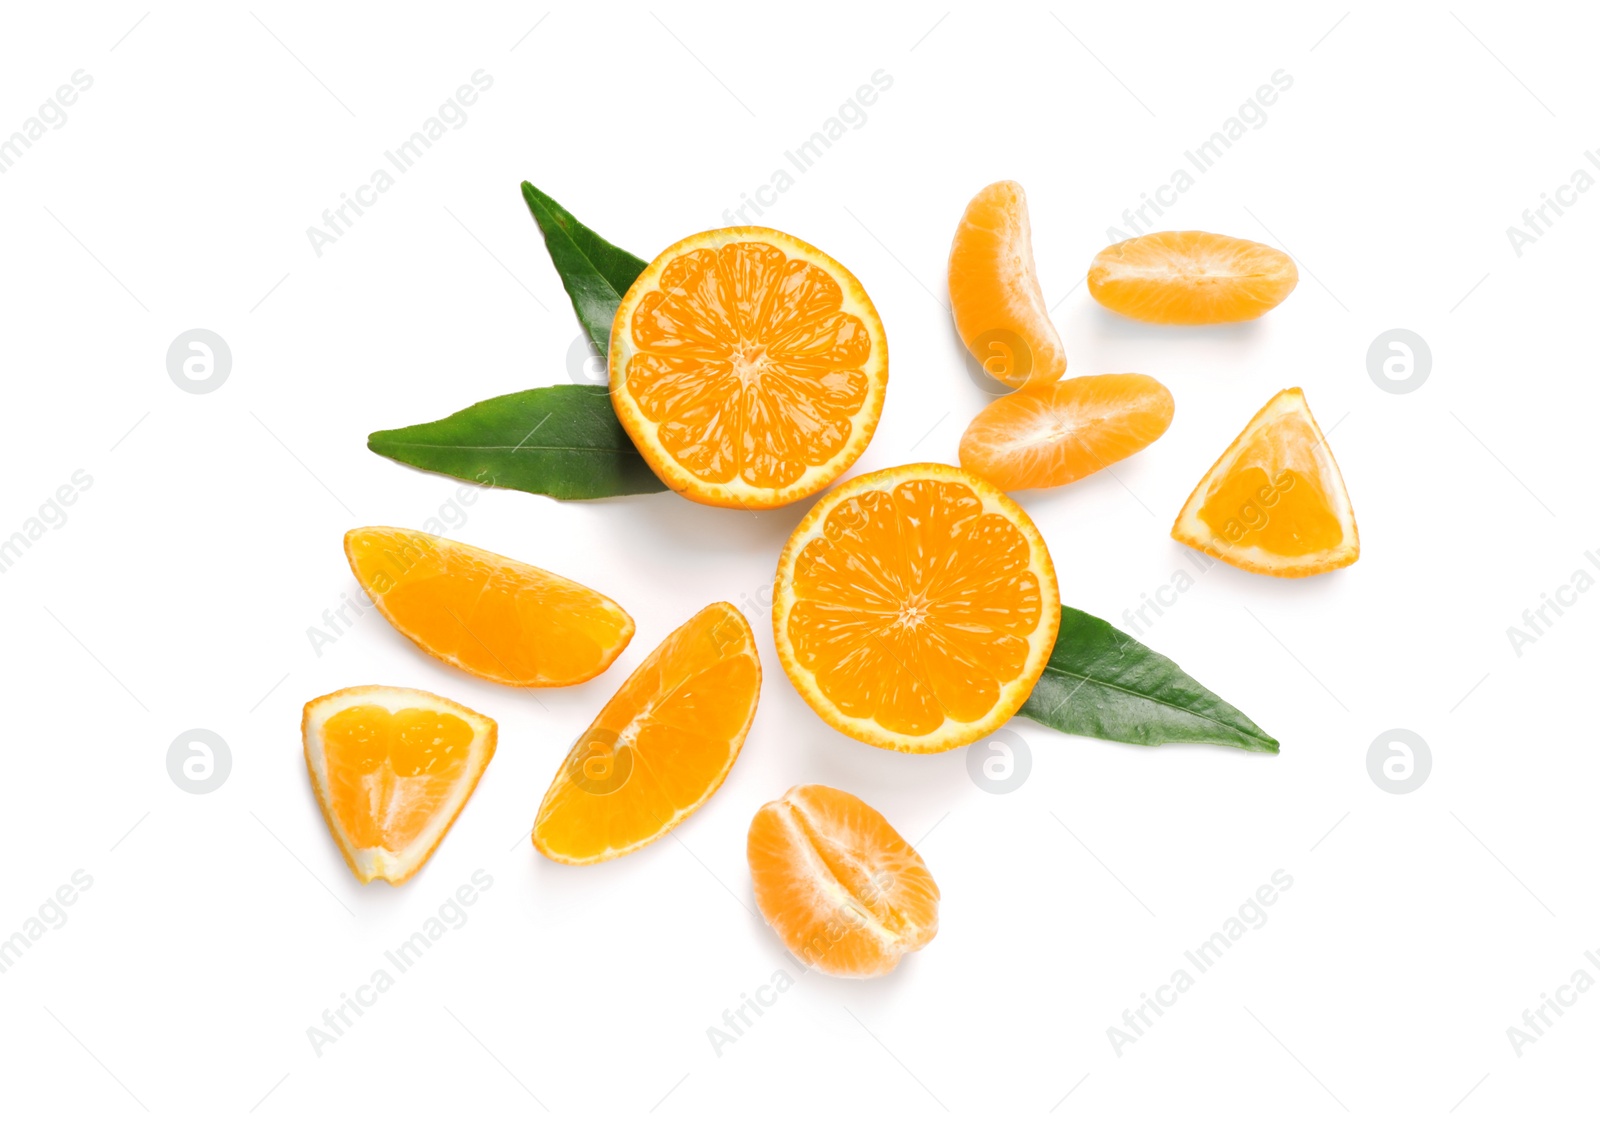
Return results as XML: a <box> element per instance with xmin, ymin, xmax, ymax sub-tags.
<box><xmin>1</xmin><ymin>2</ymin><xmax>1594</xmax><ymax>1121</ymax></box>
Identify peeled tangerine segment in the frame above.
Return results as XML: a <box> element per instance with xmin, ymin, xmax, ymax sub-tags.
<box><xmin>948</xmin><ymin>180</ymin><xmax>1067</xmax><ymax>388</ymax></box>
<box><xmin>609</xmin><ymin>227</ymin><xmax>887</xmax><ymax>510</ymax></box>
<box><xmin>960</xmin><ymin>373</ymin><xmax>1174</xmax><ymax>491</ymax></box>
<box><xmin>1171</xmin><ymin>387</ymin><xmax>1359</xmax><ymax>577</ymax></box>
<box><xmin>773</xmin><ymin>463</ymin><xmax>1060</xmax><ymax>753</ymax></box>
<box><xmin>344</xmin><ymin>527</ymin><xmax>634</xmax><ymax>688</ymax></box>
<box><xmin>1088</xmin><ymin>230</ymin><xmax>1297</xmax><ymax>325</ymax></box>
<box><xmin>532</xmin><ymin>603</ymin><xmax>761</xmax><ymax>865</ymax></box>
<box><xmin>303</xmin><ymin>686</ymin><xmax>497</xmax><ymax>885</ymax></box>
<box><xmin>748</xmin><ymin>784</ymin><xmax>939</xmax><ymax>978</ymax></box>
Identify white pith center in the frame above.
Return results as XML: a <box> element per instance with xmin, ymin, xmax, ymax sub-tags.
<box><xmin>732</xmin><ymin>344</ymin><xmax>768</xmax><ymax>388</ymax></box>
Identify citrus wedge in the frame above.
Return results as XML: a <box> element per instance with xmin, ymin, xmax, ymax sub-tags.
<box><xmin>948</xmin><ymin>180</ymin><xmax>1067</xmax><ymax>389</ymax></box>
<box><xmin>960</xmin><ymin>373</ymin><xmax>1174</xmax><ymax>491</ymax></box>
<box><xmin>345</xmin><ymin>527</ymin><xmax>633</xmax><ymax>687</ymax></box>
<box><xmin>1088</xmin><ymin>231</ymin><xmax>1297</xmax><ymax>325</ymax></box>
<box><xmin>773</xmin><ymin>463</ymin><xmax>1059</xmax><ymax>753</ymax></box>
<box><xmin>609</xmin><ymin>227</ymin><xmax>887</xmax><ymax>509</ymax></box>
<box><xmin>532</xmin><ymin>603</ymin><xmax>761</xmax><ymax>865</ymax></box>
<box><xmin>749</xmin><ymin>784</ymin><xmax>939</xmax><ymax>978</ymax></box>
<box><xmin>303</xmin><ymin>685</ymin><xmax>496</xmax><ymax>885</ymax></box>
<box><xmin>1172</xmin><ymin>387</ymin><xmax>1359</xmax><ymax>577</ymax></box>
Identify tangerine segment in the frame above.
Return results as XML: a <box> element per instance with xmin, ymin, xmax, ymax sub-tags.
<box><xmin>748</xmin><ymin>784</ymin><xmax>939</xmax><ymax>978</ymax></box>
<box><xmin>532</xmin><ymin>603</ymin><xmax>761</xmax><ymax>865</ymax></box>
<box><xmin>948</xmin><ymin>181</ymin><xmax>1067</xmax><ymax>389</ymax></box>
<box><xmin>773</xmin><ymin>463</ymin><xmax>1060</xmax><ymax>753</ymax></box>
<box><xmin>1172</xmin><ymin>387</ymin><xmax>1359</xmax><ymax>577</ymax></box>
<box><xmin>303</xmin><ymin>686</ymin><xmax>496</xmax><ymax>885</ymax></box>
<box><xmin>960</xmin><ymin>373</ymin><xmax>1174</xmax><ymax>491</ymax></box>
<box><xmin>610</xmin><ymin>228</ymin><xmax>888</xmax><ymax>510</ymax></box>
<box><xmin>1088</xmin><ymin>231</ymin><xmax>1297</xmax><ymax>325</ymax></box>
<box><xmin>345</xmin><ymin>527</ymin><xmax>633</xmax><ymax>688</ymax></box>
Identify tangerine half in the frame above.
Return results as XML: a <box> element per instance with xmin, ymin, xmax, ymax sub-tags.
<box><xmin>773</xmin><ymin>463</ymin><xmax>1059</xmax><ymax>753</ymax></box>
<box><xmin>610</xmin><ymin>228</ymin><xmax>887</xmax><ymax>509</ymax></box>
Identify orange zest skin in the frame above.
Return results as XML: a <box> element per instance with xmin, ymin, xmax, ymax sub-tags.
<box><xmin>344</xmin><ymin>527</ymin><xmax>634</xmax><ymax>688</ymax></box>
<box><xmin>948</xmin><ymin>181</ymin><xmax>1067</xmax><ymax>389</ymax></box>
<box><xmin>773</xmin><ymin>463</ymin><xmax>1060</xmax><ymax>753</ymax></box>
<box><xmin>532</xmin><ymin>603</ymin><xmax>761</xmax><ymax>865</ymax></box>
<box><xmin>1172</xmin><ymin>387</ymin><xmax>1359</xmax><ymax>577</ymax></box>
<box><xmin>749</xmin><ymin>784</ymin><xmax>939</xmax><ymax>978</ymax></box>
<box><xmin>959</xmin><ymin>373</ymin><xmax>1174</xmax><ymax>491</ymax></box>
<box><xmin>1088</xmin><ymin>231</ymin><xmax>1297</xmax><ymax>325</ymax></box>
<box><xmin>303</xmin><ymin>686</ymin><xmax>496</xmax><ymax>886</ymax></box>
<box><xmin>610</xmin><ymin>227</ymin><xmax>887</xmax><ymax>509</ymax></box>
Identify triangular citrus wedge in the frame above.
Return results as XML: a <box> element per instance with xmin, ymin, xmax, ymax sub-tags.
<box><xmin>345</xmin><ymin>527</ymin><xmax>633</xmax><ymax>687</ymax></box>
<box><xmin>303</xmin><ymin>686</ymin><xmax>497</xmax><ymax>885</ymax></box>
<box><xmin>1172</xmin><ymin>388</ymin><xmax>1358</xmax><ymax>577</ymax></box>
<box><xmin>532</xmin><ymin>603</ymin><xmax>761</xmax><ymax>865</ymax></box>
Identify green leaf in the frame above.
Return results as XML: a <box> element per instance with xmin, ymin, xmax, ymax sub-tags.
<box><xmin>368</xmin><ymin>385</ymin><xmax>668</xmax><ymax>500</ymax></box>
<box><xmin>521</xmin><ymin>181</ymin><xmax>649</xmax><ymax>354</ymax></box>
<box><xmin>1018</xmin><ymin>606</ymin><xmax>1279</xmax><ymax>753</ymax></box>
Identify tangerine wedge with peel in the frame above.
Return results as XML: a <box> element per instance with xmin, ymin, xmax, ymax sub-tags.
<box><xmin>532</xmin><ymin>603</ymin><xmax>761</xmax><ymax>865</ymax></box>
<box><xmin>749</xmin><ymin>784</ymin><xmax>939</xmax><ymax>978</ymax></box>
<box><xmin>773</xmin><ymin>463</ymin><xmax>1059</xmax><ymax>753</ymax></box>
<box><xmin>303</xmin><ymin>685</ymin><xmax>497</xmax><ymax>885</ymax></box>
<box><xmin>1172</xmin><ymin>387</ymin><xmax>1358</xmax><ymax>577</ymax></box>
<box><xmin>609</xmin><ymin>228</ymin><xmax>887</xmax><ymax>509</ymax></box>
<box><xmin>960</xmin><ymin>373</ymin><xmax>1174</xmax><ymax>491</ymax></box>
<box><xmin>345</xmin><ymin>527</ymin><xmax>633</xmax><ymax>688</ymax></box>
<box><xmin>1088</xmin><ymin>231</ymin><xmax>1297</xmax><ymax>325</ymax></box>
<box><xmin>948</xmin><ymin>181</ymin><xmax>1067</xmax><ymax>389</ymax></box>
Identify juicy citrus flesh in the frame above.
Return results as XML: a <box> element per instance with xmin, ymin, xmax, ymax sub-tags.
<box><xmin>959</xmin><ymin>373</ymin><xmax>1174</xmax><ymax>491</ymax></box>
<box><xmin>303</xmin><ymin>686</ymin><xmax>496</xmax><ymax>885</ymax></box>
<box><xmin>948</xmin><ymin>181</ymin><xmax>1067</xmax><ymax>389</ymax></box>
<box><xmin>532</xmin><ymin>603</ymin><xmax>761</xmax><ymax>865</ymax></box>
<box><xmin>774</xmin><ymin>463</ymin><xmax>1060</xmax><ymax>753</ymax></box>
<box><xmin>1172</xmin><ymin>387</ymin><xmax>1359</xmax><ymax>577</ymax></box>
<box><xmin>1088</xmin><ymin>231</ymin><xmax>1297</xmax><ymax>325</ymax></box>
<box><xmin>748</xmin><ymin>784</ymin><xmax>939</xmax><ymax>978</ymax></box>
<box><xmin>345</xmin><ymin>527</ymin><xmax>634</xmax><ymax>688</ymax></box>
<box><xmin>610</xmin><ymin>228</ymin><xmax>888</xmax><ymax>509</ymax></box>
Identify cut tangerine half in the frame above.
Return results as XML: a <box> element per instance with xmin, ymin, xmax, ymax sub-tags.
<box><xmin>609</xmin><ymin>228</ymin><xmax>887</xmax><ymax>509</ymax></box>
<box><xmin>959</xmin><ymin>373</ymin><xmax>1174</xmax><ymax>491</ymax></box>
<box><xmin>532</xmin><ymin>603</ymin><xmax>761</xmax><ymax>865</ymax></box>
<box><xmin>1088</xmin><ymin>231</ymin><xmax>1297</xmax><ymax>325</ymax></box>
<box><xmin>303</xmin><ymin>685</ymin><xmax>496</xmax><ymax>885</ymax></box>
<box><xmin>948</xmin><ymin>181</ymin><xmax>1067</xmax><ymax>389</ymax></box>
<box><xmin>1172</xmin><ymin>387</ymin><xmax>1359</xmax><ymax>577</ymax></box>
<box><xmin>748</xmin><ymin>784</ymin><xmax>939</xmax><ymax>978</ymax></box>
<box><xmin>345</xmin><ymin>527</ymin><xmax>633</xmax><ymax>688</ymax></box>
<box><xmin>773</xmin><ymin>463</ymin><xmax>1060</xmax><ymax>753</ymax></box>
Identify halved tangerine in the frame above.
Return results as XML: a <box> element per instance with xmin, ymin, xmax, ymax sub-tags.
<box><xmin>773</xmin><ymin>463</ymin><xmax>1060</xmax><ymax>753</ymax></box>
<box><xmin>959</xmin><ymin>373</ymin><xmax>1174</xmax><ymax>491</ymax></box>
<box><xmin>303</xmin><ymin>685</ymin><xmax>496</xmax><ymax>885</ymax></box>
<box><xmin>532</xmin><ymin>603</ymin><xmax>761</xmax><ymax>865</ymax></box>
<box><xmin>345</xmin><ymin>527</ymin><xmax>633</xmax><ymax>687</ymax></box>
<box><xmin>948</xmin><ymin>181</ymin><xmax>1067</xmax><ymax>389</ymax></box>
<box><xmin>609</xmin><ymin>228</ymin><xmax>887</xmax><ymax>509</ymax></box>
<box><xmin>749</xmin><ymin>784</ymin><xmax>939</xmax><ymax>978</ymax></box>
<box><xmin>1088</xmin><ymin>230</ymin><xmax>1297</xmax><ymax>325</ymax></box>
<box><xmin>1172</xmin><ymin>387</ymin><xmax>1359</xmax><ymax>577</ymax></box>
